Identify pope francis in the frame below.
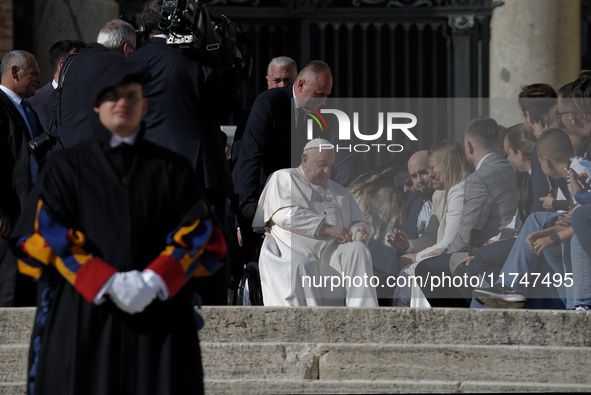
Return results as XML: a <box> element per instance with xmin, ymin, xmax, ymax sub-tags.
<box><xmin>253</xmin><ymin>139</ymin><xmax>378</xmax><ymax>306</ymax></box>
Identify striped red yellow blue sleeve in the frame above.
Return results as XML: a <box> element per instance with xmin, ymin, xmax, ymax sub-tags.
<box><xmin>145</xmin><ymin>218</ymin><xmax>227</xmax><ymax>299</ymax></box>
<box><xmin>14</xmin><ymin>199</ymin><xmax>117</xmax><ymax>303</ymax></box>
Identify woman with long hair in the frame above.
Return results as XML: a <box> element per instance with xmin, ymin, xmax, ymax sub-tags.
<box><xmin>393</xmin><ymin>139</ymin><xmax>470</xmax><ymax>306</ymax></box>
<box><xmin>414</xmin><ymin>139</ymin><xmax>471</xmax><ymax>262</ymax></box>
<box><xmin>349</xmin><ymin>155</ymin><xmax>409</xmax><ymax>304</ymax></box>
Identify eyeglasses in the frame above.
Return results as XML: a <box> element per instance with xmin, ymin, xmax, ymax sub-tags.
<box><xmin>555</xmin><ymin>109</ymin><xmax>579</xmax><ymax>118</ymax></box>
<box><xmin>404</xmin><ymin>179</ymin><xmax>413</xmax><ymax>187</ymax></box>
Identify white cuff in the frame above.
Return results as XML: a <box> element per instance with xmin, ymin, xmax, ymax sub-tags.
<box><xmin>142</xmin><ymin>269</ymin><xmax>169</xmax><ymax>301</ymax></box>
<box><xmin>405</xmin><ymin>240</ymin><xmax>415</xmax><ymax>253</ymax></box>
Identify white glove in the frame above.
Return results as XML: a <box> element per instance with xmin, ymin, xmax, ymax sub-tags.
<box><xmin>105</xmin><ymin>270</ymin><xmax>159</xmax><ymax>314</ymax></box>
<box><xmin>142</xmin><ymin>269</ymin><xmax>169</xmax><ymax>301</ymax></box>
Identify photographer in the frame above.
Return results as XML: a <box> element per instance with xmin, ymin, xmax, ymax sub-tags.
<box><xmin>128</xmin><ymin>0</ymin><xmax>243</xmax><ymax>305</ymax></box>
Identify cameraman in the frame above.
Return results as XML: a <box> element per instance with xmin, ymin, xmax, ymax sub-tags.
<box><xmin>128</xmin><ymin>0</ymin><xmax>243</xmax><ymax>305</ymax></box>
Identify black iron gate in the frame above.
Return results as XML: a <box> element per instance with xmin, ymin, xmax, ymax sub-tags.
<box><xmin>208</xmin><ymin>0</ymin><xmax>500</xmax><ymax>102</ymax></box>
<box><xmin>119</xmin><ymin>0</ymin><xmax>501</xmax><ymax>105</ymax></box>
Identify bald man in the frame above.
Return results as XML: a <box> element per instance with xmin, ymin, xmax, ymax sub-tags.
<box><xmin>388</xmin><ymin>150</ymin><xmax>443</xmax><ymax>256</ymax></box>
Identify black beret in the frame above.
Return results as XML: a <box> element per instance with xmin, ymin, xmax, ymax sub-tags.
<box><xmin>90</xmin><ymin>61</ymin><xmax>151</xmax><ymax>106</ymax></box>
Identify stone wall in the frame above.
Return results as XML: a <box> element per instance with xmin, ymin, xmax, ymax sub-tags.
<box><xmin>489</xmin><ymin>0</ymin><xmax>581</xmax><ymax>125</ymax></box>
<box><xmin>32</xmin><ymin>0</ymin><xmax>120</xmax><ymax>82</ymax></box>
<box><xmin>0</xmin><ymin>0</ymin><xmax>13</xmax><ymax>60</ymax></box>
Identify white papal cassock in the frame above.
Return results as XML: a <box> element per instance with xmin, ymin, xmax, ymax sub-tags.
<box><xmin>253</xmin><ymin>166</ymin><xmax>378</xmax><ymax>307</ymax></box>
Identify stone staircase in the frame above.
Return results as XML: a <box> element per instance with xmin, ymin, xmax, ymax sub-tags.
<box><xmin>2</xmin><ymin>307</ymin><xmax>591</xmax><ymax>394</ymax></box>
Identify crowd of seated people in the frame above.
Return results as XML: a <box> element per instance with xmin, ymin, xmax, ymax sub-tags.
<box><xmin>242</xmin><ymin>72</ymin><xmax>591</xmax><ymax>309</ymax></box>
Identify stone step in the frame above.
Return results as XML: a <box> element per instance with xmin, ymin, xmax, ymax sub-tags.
<box><xmin>3</xmin><ymin>307</ymin><xmax>591</xmax><ymax>347</ymax></box>
<box><xmin>2</xmin><ymin>380</ymin><xmax>590</xmax><ymax>395</ymax></box>
<box><xmin>4</xmin><ymin>306</ymin><xmax>591</xmax><ymax>394</ymax></box>
<box><xmin>0</xmin><ymin>309</ymin><xmax>34</xmax><ymax>345</ymax></box>
<box><xmin>5</xmin><ymin>341</ymin><xmax>590</xmax><ymax>385</ymax></box>
<box><xmin>0</xmin><ymin>346</ymin><xmax>27</xmax><ymax>384</ymax></box>
<box><xmin>201</xmin><ymin>342</ymin><xmax>591</xmax><ymax>384</ymax></box>
<box><xmin>198</xmin><ymin>306</ymin><xmax>591</xmax><ymax>347</ymax></box>
<box><xmin>204</xmin><ymin>379</ymin><xmax>591</xmax><ymax>394</ymax></box>
<box><xmin>0</xmin><ymin>383</ymin><xmax>25</xmax><ymax>395</ymax></box>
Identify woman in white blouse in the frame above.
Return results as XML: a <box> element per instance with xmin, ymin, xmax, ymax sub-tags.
<box><xmin>393</xmin><ymin>139</ymin><xmax>471</xmax><ymax>306</ymax></box>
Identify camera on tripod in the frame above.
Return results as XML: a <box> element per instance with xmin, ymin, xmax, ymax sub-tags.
<box><xmin>160</xmin><ymin>0</ymin><xmax>239</xmax><ymax>69</ymax></box>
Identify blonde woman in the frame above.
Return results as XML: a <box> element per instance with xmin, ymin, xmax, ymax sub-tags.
<box><xmin>393</xmin><ymin>140</ymin><xmax>471</xmax><ymax>306</ymax></box>
<box><xmin>413</xmin><ymin>139</ymin><xmax>471</xmax><ymax>262</ymax></box>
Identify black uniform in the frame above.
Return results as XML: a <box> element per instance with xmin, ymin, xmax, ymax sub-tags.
<box><xmin>12</xmin><ymin>124</ymin><xmax>225</xmax><ymax>395</ymax></box>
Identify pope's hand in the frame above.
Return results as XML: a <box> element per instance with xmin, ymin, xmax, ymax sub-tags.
<box><xmin>321</xmin><ymin>225</ymin><xmax>352</xmax><ymax>243</ymax></box>
<box><xmin>351</xmin><ymin>226</ymin><xmax>370</xmax><ymax>244</ymax></box>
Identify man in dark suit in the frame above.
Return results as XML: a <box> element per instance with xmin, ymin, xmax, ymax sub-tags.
<box><xmin>28</xmin><ymin>40</ymin><xmax>86</xmax><ymax>133</ymax></box>
<box><xmin>233</xmin><ymin>60</ymin><xmax>333</xmax><ymax>221</ymax></box>
<box><xmin>128</xmin><ymin>0</ymin><xmax>243</xmax><ymax>304</ymax></box>
<box><xmin>48</xmin><ymin>20</ymin><xmax>135</xmax><ymax>149</ymax></box>
<box><xmin>0</xmin><ymin>50</ymin><xmax>43</xmax><ymax>306</ymax></box>
<box><xmin>128</xmin><ymin>0</ymin><xmax>242</xmax><ymax>224</ymax></box>
<box><xmin>230</xmin><ymin>56</ymin><xmax>298</xmax><ymax>172</ymax></box>
<box><xmin>228</xmin><ymin>56</ymin><xmax>298</xmax><ymax>273</ymax></box>
<box><xmin>415</xmin><ymin>116</ymin><xmax>517</xmax><ymax>307</ymax></box>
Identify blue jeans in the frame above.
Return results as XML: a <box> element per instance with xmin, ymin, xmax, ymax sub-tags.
<box><xmin>571</xmin><ymin>204</ymin><xmax>591</xmax><ymax>258</ymax></box>
<box><xmin>570</xmin><ymin>209</ymin><xmax>591</xmax><ymax>307</ymax></box>
<box><xmin>494</xmin><ymin>212</ymin><xmax>568</xmax><ymax>306</ymax></box>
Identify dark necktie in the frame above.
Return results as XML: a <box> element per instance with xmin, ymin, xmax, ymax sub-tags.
<box><xmin>292</xmin><ymin>108</ymin><xmax>308</xmax><ymax>166</ymax></box>
<box><xmin>21</xmin><ymin>100</ymin><xmax>39</xmax><ymax>138</ymax></box>
<box><xmin>295</xmin><ymin>107</ymin><xmax>305</xmax><ymax>129</ymax></box>
<box><xmin>109</xmin><ymin>143</ymin><xmax>134</xmax><ymax>184</ymax></box>
<box><xmin>20</xmin><ymin>100</ymin><xmax>39</xmax><ymax>183</ymax></box>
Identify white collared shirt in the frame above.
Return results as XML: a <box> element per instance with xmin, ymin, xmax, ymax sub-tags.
<box><xmin>292</xmin><ymin>85</ymin><xmax>301</xmax><ymax>109</ymax></box>
<box><xmin>0</xmin><ymin>85</ymin><xmax>35</xmax><ymax>136</ymax></box>
<box><xmin>475</xmin><ymin>152</ymin><xmax>495</xmax><ymax>171</ymax></box>
<box><xmin>109</xmin><ymin>127</ymin><xmax>141</xmax><ymax>148</ymax></box>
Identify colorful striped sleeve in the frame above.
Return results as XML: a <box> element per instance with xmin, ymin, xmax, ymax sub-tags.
<box><xmin>14</xmin><ymin>199</ymin><xmax>117</xmax><ymax>303</ymax></box>
<box><xmin>144</xmin><ymin>218</ymin><xmax>227</xmax><ymax>299</ymax></box>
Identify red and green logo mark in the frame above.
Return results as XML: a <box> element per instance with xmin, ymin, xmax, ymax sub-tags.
<box><xmin>303</xmin><ymin>107</ymin><xmax>329</xmax><ymax>132</ymax></box>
